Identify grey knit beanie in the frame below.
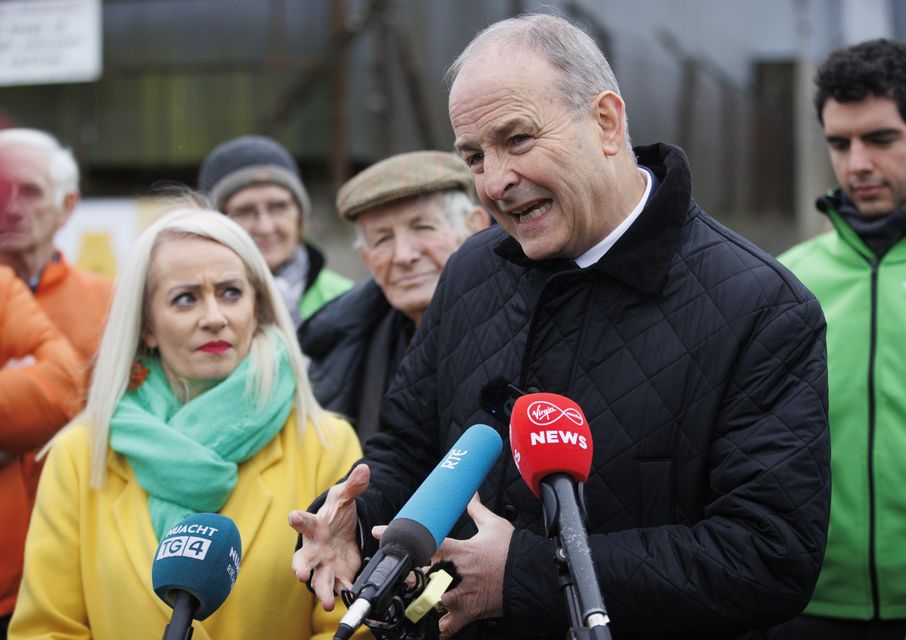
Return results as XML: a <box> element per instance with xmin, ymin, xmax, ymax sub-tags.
<box><xmin>198</xmin><ymin>135</ymin><xmax>311</xmax><ymax>218</ymax></box>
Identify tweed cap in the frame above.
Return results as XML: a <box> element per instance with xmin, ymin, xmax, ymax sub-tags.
<box><xmin>336</xmin><ymin>151</ymin><xmax>474</xmax><ymax>221</ymax></box>
<box><xmin>198</xmin><ymin>135</ymin><xmax>311</xmax><ymax>218</ymax></box>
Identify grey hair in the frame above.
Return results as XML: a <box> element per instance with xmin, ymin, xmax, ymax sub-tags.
<box><xmin>79</xmin><ymin>208</ymin><xmax>329</xmax><ymax>488</ymax></box>
<box><xmin>353</xmin><ymin>189</ymin><xmax>478</xmax><ymax>250</ymax></box>
<box><xmin>0</xmin><ymin>128</ymin><xmax>80</xmax><ymax>208</ymax></box>
<box><xmin>445</xmin><ymin>13</ymin><xmax>632</xmax><ymax>149</ymax></box>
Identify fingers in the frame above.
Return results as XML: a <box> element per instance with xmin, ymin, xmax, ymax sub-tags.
<box><xmin>438</xmin><ymin>589</ymin><xmax>465</xmax><ymax>639</ymax></box>
<box><xmin>338</xmin><ymin>463</ymin><xmax>371</xmax><ymax>501</ymax></box>
<box><xmin>310</xmin><ymin>565</ymin><xmax>338</xmax><ymax>611</ymax></box>
<box><xmin>288</xmin><ymin>509</ymin><xmax>318</xmax><ymax>536</ymax></box>
<box><xmin>465</xmin><ymin>493</ymin><xmax>488</xmax><ymax>521</ymax></box>
<box><xmin>372</xmin><ymin>524</ymin><xmax>386</xmax><ymax>541</ymax></box>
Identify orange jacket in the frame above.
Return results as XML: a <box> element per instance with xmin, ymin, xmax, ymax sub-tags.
<box><xmin>0</xmin><ymin>264</ymin><xmax>84</xmax><ymax>615</ymax></box>
<box><xmin>34</xmin><ymin>252</ymin><xmax>113</xmax><ymax>364</ymax></box>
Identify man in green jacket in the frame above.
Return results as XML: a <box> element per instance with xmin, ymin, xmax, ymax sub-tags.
<box><xmin>775</xmin><ymin>38</ymin><xmax>906</xmax><ymax>640</ymax></box>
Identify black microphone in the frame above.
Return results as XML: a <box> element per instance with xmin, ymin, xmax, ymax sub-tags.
<box><xmin>152</xmin><ymin>513</ymin><xmax>242</xmax><ymax>640</ymax></box>
<box><xmin>478</xmin><ymin>377</ymin><xmax>527</xmax><ymax>422</ymax></box>
<box><xmin>335</xmin><ymin>424</ymin><xmax>503</xmax><ymax>640</ymax></box>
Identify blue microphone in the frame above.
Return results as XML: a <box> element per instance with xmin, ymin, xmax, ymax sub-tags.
<box><xmin>335</xmin><ymin>424</ymin><xmax>503</xmax><ymax>640</ymax></box>
<box><xmin>152</xmin><ymin>513</ymin><xmax>242</xmax><ymax>640</ymax></box>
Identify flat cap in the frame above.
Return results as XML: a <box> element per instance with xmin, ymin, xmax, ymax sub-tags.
<box><xmin>336</xmin><ymin>151</ymin><xmax>474</xmax><ymax>221</ymax></box>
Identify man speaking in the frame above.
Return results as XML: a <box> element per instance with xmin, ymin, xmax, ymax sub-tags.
<box><xmin>291</xmin><ymin>13</ymin><xmax>830</xmax><ymax>639</ymax></box>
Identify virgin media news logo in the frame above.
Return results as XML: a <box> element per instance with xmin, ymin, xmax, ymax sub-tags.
<box><xmin>527</xmin><ymin>400</ymin><xmax>584</xmax><ymax>427</ymax></box>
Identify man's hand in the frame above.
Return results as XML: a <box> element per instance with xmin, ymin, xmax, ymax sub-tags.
<box><xmin>433</xmin><ymin>494</ymin><xmax>514</xmax><ymax>639</ymax></box>
<box><xmin>289</xmin><ymin>463</ymin><xmax>371</xmax><ymax>610</ymax></box>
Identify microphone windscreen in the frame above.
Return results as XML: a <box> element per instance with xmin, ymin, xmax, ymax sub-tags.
<box><xmin>381</xmin><ymin>424</ymin><xmax>503</xmax><ymax>563</ymax></box>
<box><xmin>152</xmin><ymin>513</ymin><xmax>242</xmax><ymax>620</ymax></box>
<box><xmin>510</xmin><ymin>393</ymin><xmax>593</xmax><ymax>496</ymax></box>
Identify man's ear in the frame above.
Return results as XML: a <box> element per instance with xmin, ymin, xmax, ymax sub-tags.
<box><xmin>357</xmin><ymin>242</ymin><xmax>374</xmax><ymax>273</ymax></box>
<box><xmin>592</xmin><ymin>91</ymin><xmax>627</xmax><ymax>157</ymax></box>
<box><xmin>464</xmin><ymin>206</ymin><xmax>491</xmax><ymax>234</ymax></box>
<box><xmin>57</xmin><ymin>191</ymin><xmax>80</xmax><ymax>230</ymax></box>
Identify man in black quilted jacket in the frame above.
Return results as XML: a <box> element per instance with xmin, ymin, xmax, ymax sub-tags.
<box><xmin>291</xmin><ymin>13</ymin><xmax>830</xmax><ymax>640</ymax></box>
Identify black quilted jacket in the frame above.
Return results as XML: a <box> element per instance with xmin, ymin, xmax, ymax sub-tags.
<box><xmin>355</xmin><ymin>143</ymin><xmax>830</xmax><ymax>639</ymax></box>
<box><xmin>301</xmin><ymin>277</ymin><xmax>412</xmax><ymax>439</ymax></box>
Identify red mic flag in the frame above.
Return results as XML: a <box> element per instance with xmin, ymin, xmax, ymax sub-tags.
<box><xmin>509</xmin><ymin>392</ymin><xmax>593</xmax><ymax>496</ymax></box>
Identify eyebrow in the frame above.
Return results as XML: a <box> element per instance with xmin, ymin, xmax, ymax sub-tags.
<box><xmin>166</xmin><ymin>277</ymin><xmax>245</xmax><ymax>296</ymax></box>
<box><xmin>826</xmin><ymin>128</ymin><xmax>903</xmax><ymax>143</ymax></box>
<box><xmin>454</xmin><ymin>116</ymin><xmax>531</xmax><ymax>154</ymax></box>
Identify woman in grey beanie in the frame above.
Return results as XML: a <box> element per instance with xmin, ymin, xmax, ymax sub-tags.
<box><xmin>198</xmin><ymin>135</ymin><xmax>351</xmax><ymax>328</ymax></box>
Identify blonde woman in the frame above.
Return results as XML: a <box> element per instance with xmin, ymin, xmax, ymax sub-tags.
<box><xmin>10</xmin><ymin>209</ymin><xmax>362</xmax><ymax>639</ymax></box>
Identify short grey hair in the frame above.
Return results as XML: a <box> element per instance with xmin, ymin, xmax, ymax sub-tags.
<box><xmin>354</xmin><ymin>189</ymin><xmax>479</xmax><ymax>250</ymax></box>
<box><xmin>446</xmin><ymin>13</ymin><xmax>631</xmax><ymax>148</ymax></box>
<box><xmin>0</xmin><ymin>128</ymin><xmax>80</xmax><ymax>208</ymax></box>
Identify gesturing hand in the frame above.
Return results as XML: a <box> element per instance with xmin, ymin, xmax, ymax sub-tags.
<box><xmin>289</xmin><ymin>463</ymin><xmax>371</xmax><ymax>610</ymax></box>
<box><xmin>433</xmin><ymin>494</ymin><xmax>514</xmax><ymax>639</ymax></box>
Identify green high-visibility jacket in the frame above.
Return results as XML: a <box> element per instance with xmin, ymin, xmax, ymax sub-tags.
<box><xmin>780</xmin><ymin>192</ymin><xmax>906</xmax><ymax>620</ymax></box>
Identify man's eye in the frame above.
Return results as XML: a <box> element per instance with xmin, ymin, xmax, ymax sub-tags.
<box><xmin>510</xmin><ymin>134</ymin><xmax>530</xmax><ymax>145</ymax></box>
<box><xmin>465</xmin><ymin>152</ymin><xmax>484</xmax><ymax>167</ymax></box>
<box><xmin>230</xmin><ymin>207</ymin><xmax>255</xmax><ymax>219</ymax></box>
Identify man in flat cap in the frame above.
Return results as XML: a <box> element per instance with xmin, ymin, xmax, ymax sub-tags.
<box><xmin>198</xmin><ymin>135</ymin><xmax>352</xmax><ymax>327</ymax></box>
<box><xmin>301</xmin><ymin>150</ymin><xmax>489</xmax><ymax>438</ymax></box>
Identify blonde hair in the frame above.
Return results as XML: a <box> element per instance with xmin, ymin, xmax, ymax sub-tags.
<box><xmin>81</xmin><ymin>208</ymin><xmax>328</xmax><ymax>487</ymax></box>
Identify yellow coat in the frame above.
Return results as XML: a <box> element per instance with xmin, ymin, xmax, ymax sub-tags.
<box><xmin>10</xmin><ymin>412</ymin><xmax>364</xmax><ymax>640</ymax></box>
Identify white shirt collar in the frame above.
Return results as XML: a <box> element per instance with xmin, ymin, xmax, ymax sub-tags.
<box><xmin>575</xmin><ymin>167</ymin><xmax>652</xmax><ymax>269</ymax></box>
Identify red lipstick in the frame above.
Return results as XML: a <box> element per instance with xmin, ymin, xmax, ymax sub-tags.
<box><xmin>198</xmin><ymin>341</ymin><xmax>231</xmax><ymax>354</ymax></box>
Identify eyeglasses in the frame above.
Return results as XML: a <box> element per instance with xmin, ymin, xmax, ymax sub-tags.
<box><xmin>226</xmin><ymin>198</ymin><xmax>297</xmax><ymax>224</ymax></box>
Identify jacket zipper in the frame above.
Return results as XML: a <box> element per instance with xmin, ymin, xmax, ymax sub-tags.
<box><xmin>867</xmin><ymin>260</ymin><xmax>880</xmax><ymax>617</ymax></box>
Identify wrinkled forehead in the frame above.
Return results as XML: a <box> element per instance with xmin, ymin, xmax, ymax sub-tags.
<box><xmin>0</xmin><ymin>144</ymin><xmax>52</xmax><ymax>180</ymax></box>
<box><xmin>357</xmin><ymin>191</ymin><xmax>451</xmax><ymax>230</ymax></box>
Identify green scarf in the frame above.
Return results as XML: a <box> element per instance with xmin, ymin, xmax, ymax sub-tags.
<box><xmin>110</xmin><ymin>331</ymin><xmax>295</xmax><ymax>540</ymax></box>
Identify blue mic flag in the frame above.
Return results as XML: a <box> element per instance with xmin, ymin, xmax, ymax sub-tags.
<box><xmin>151</xmin><ymin>512</ymin><xmax>242</xmax><ymax>620</ymax></box>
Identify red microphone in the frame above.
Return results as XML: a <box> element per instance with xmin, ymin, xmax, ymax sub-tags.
<box><xmin>509</xmin><ymin>392</ymin><xmax>594</xmax><ymax>496</ymax></box>
<box><xmin>509</xmin><ymin>392</ymin><xmax>611</xmax><ymax>636</ymax></box>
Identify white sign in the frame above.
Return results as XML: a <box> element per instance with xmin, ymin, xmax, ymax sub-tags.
<box><xmin>0</xmin><ymin>0</ymin><xmax>102</xmax><ymax>87</ymax></box>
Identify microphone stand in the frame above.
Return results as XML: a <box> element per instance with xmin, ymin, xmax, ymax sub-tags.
<box><xmin>540</xmin><ymin>474</ymin><xmax>612</xmax><ymax>640</ymax></box>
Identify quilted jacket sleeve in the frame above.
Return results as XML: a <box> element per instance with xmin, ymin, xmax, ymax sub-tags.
<box><xmin>0</xmin><ymin>267</ymin><xmax>82</xmax><ymax>452</ymax></box>
<box><xmin>504</xmin><ymin>295</ymin><xmax>830</xmax><ymax>638</ymax></box>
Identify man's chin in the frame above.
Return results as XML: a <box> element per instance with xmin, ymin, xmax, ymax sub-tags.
<box><xmin>854</xmin><ymin>200</ymin><xmax>895</xmax><ymax>217</ymax></box>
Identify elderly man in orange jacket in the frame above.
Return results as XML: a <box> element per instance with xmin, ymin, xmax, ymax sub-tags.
<box><xmin>0</xmin><ymin>266</ymin><xmax>82</xmax><ymax>637</ymax></box>
<box><xmin>0</xmin><ymin>129</ymin><xmax>112</xmax><ymax>636</ymax></box>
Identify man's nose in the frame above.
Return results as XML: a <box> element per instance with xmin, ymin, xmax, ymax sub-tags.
<box><xmin>481</xmin><ymin>156</ymin><xmax>517</xmax><ymax>202</ymax></box>
<box><xmin>250</xmin><ymin>206</ymin><xmax>278</xmax><ymax>233</ymax></box>
<box><xmin>847</xmin><ymin>140</ymin><xmax>874</xmax><ymax>174</ymax></box>
<box><xmin>391</xmin><ymin>233</ymin><xmax>422</xmax><ymax>265</ymax></box>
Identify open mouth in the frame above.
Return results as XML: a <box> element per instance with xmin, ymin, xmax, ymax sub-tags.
<box><xmin>511</xmin><ymin>200</ymin><xmax>551</xmax><ymax>223</ymax></box>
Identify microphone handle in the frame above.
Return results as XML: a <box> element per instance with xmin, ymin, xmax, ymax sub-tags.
<box><xmin>162</xmin><ymin>590</ymin><xmax>199</xmax><ymax>640</ymax></box>
<box><xmin>540</xmin><ymin>473</ymin><xmax>610</xmax><ymax>632</ymax></box>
